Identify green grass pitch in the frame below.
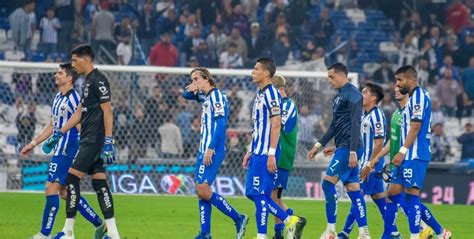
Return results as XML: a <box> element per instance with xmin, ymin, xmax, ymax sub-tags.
<box><xmin>0</xmin><ymin>192</ymin><xmax>473</xmax><ymax>238</ymax></box>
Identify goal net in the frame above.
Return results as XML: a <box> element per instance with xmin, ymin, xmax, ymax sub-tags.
<box><xmin>0</xmin><ymin>61</ymin><xmax>358</xmax><ymax>199</ymax></box>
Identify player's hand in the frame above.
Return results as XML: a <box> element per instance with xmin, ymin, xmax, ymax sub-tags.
<box><xmin>323</xmin><ymin>146</ymin><xmax>336</xmax><ymax>157</ymax></box>
<box><xmin>242</xmin><ymin>151</ymin><xmax>251</xmax><ymax>169</ymax></box>
<box><xmin>392</xmin><ymin>152</ymin><xmax>404</xmax><ymax>166</ymax></box>
<box><xmin>307</xmin><ymin>144</ymin><xmax>321</xmax><ymax>161</ymax></box>
<box><xmin>100</xmin><ymin>137</ymin><xmax>116</xmax><ymax>164</ymax></box>
<box><xmin>42</xmin><ymin>131</ymin><xmax>63</xmax><ymax>154</ymax></box>
<box><xmin>267</xmin><ymin>155</ymin><xmax>277</xmax><ymax>173</ymax></box>
<box><xmin>360</xmin><ymin>164</ymin><xmax>373</xmax><ymax>182</ymax></box>
<box><xmin>204</xmin><ymin>149</ymin><xmax>214</xmax><ymax>166</ymax></box>
<box><xmin>20</xmin><ymin>143</ymin><xmax>35</xmax><ymax>159</ymax></box>
<box><xmin>349</xmin><ymin>151</ymin><xmax>358</xmax><ymax>168</ymax></box>
<box><xmin>185</xmin><ymin>83</ymin><xmax>199</xmax><ymax>93</ymax></box>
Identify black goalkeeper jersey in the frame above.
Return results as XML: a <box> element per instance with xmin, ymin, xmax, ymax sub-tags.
<box><xmin>79</xmin><ymin>68</ymin><xmax>111</xmax><ymax>144</ymax></box>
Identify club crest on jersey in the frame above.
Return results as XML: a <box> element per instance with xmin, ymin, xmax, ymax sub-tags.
<box><xmin>84</xmin><ymin>84</ymin><xmax>90</xmax><ymax>98</ymax></box>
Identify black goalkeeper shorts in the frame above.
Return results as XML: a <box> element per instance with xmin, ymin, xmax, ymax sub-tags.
<box><xmin>71</xmin><ymin>141</ymin><xmax>105</xmax><ymax>175</ymax></box>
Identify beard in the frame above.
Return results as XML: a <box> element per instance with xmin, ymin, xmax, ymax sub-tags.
<box><xmin>398</xmin><ymin>85</ymin><xmax>410</xmax><ymax>94</ymax></box>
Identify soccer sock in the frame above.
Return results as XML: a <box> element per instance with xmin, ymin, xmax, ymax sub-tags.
<box><xmin>274</xmin><ymin>223</ymin><xmax>284</xmax><ymax>237</ymax></box>
<box><xmin>419</xmin><ymin>203</ymin><xmax>443</xmax><ymax>234</ymax></box>
<box><xmin>78</xmin><ymin>195</ymin><xmax>103</xmax><ymax>227</ymax></box>
<box><xmin>347</xmin><ymin>190</ymin><xmax>368</xmax><ymax>228</ymax></box>
<box><xmin>40</xmin><ymin>194</ymin><xmax>59</xmax><ymax>236</ymax></box>
<box><xmin>383</xmin><ymin>194</ymin><xmax>401</xmax><ymax>238</ymax></box>
<box><xmin>398</xmin><ymin>192</ymin><xmax>408</xmax><ymax>216</ymax></box>
<box><xmin>406</xmin><ymin>194</ymin><xmax>421</xmax><ymax>234</ymax></box>
<box><xmin>105</xmin><ymin>218</ymin><xmax>120</xmax><ymax>238</ymax></box>
<box><xmin>253</xmin><ymin>195</ymin><xmax>270</xmax><ymax>234</ymax></box>
<box><xmin>66</xmin><ymin>173</ymin><xmax>80</xmax><ymax>219</ymax></box>
<box><xmin>265</xmin><ymin>196</ymin><xmax>289</xmax><ymax>222</ymax></box>
<box><xmin>322</xmin><ymin>180</ymin><xmax>337</xmax><ymax>225</ymax></box>
<box><xmin>373</xmin><ymin>197</ymin><xmax>387</xmax><ymax>217</ymax></box>
<box><xmin>342</xmin><ymin>206</ymin><xmax>356</xmax><ymax>234</ymax></box>
<box><xmin>92</xmin><ymin>179</ymin><xmax>114</xmax><ymax>219</ymax></box>
<box><xmin>209</xmin><ymin>192</ymin><xmax>241</xmax><ymax>222</ymax></box>
<box><xmin>286</xmin><ymin>208</ymin><xmax>294</xmax><ymax>215</ymax></box>
<box><xmin>198</xmin><ymin>199</ymin><xmax>212</xmax><ymax>234</ymax></box>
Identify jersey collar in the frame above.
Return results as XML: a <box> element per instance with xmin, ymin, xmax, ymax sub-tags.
<box><xmin>409</xmin><ymin>86</ymin><xmax>419</xmax><ymax>97</ymax></box>
<box><xmin>206</xmin><ymin>87</ymin><xmax>217</xmax><ymax>96</ymax></box>
<box><xmin>259</xmin><ymin>84</ymin><xmax>272</xmax><ymax>94</ymax></box>
<box><xmin>338</xmin><ymin>82</ymin><xmax>351</xmax><ymax>92</ymax></box>
<box><xmin>282</xmin><ymin>96</ymin><xmax>290</xmax><ymax>101</ymax></box>
<box><xmin>364</xmin><ymin>106</ymin><xmax>377</xmax><ymax>115</ymax></box>
<box><xmin>61</xmin><ymin>88</ymin><xmax>74</xmax><ymax>97</ymax></box>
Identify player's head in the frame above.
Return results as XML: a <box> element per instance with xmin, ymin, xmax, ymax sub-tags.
<box><xmin>327</xmin><ymin>63</ymin><xmax>348</xmax><ymax>89</ymax></box>
<box><xmin>395</xmin><ymin>65</ymin><xmax>417</xmax><ymax>94</ymax></box>
<box><xmin>362</xmin><ymin>82</ymin><xmax>384</xmax><ymax>107</ymax></box>
<box><xmin>55</xmin><ymin>62</ymin><xmax>78</xmax><ymax>87</ymax></box>
<box><xmin>253</xmin><ymin>57</ymin><xmax>276</xmax><ymax>83</ymax></box>
<box><xmin>71</xmin><ymin>44</ymin><xmax>95</xmax><ymax>74</ymax></box>
<box><xmin>271</xmin><ymin>74</ymin><xmax>286</xmax><ymax>95</ymax></box>
<box><xmin>190</xmin><ymin>67</ymin><xmax>216</xmax><ymax>91</ymax></box>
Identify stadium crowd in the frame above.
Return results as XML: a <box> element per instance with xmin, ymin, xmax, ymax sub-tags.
<box><xmin>0</xmin><ymin>0</ymin><xmax>473</xmax><ymax>163</ymax></box>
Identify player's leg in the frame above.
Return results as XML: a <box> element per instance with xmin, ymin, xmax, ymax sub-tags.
<box><xmin>34</xmin><ymin>182</ymin><xmax>61</xmax><ymax>238</ymax></box>
<box><xmin>91</xmin><ymin>171</ymin><xmax>119</xmax><ymax>239</ymax></box>
<box><xmin>194</xmin><ymin>153</ymin><xmax>213</xmax><ymax>238</ymax></box>
<box><xmin>271</xmin><ymin>169</ymin><xmax>293</xmax><ymax>239</ymax></box>
<box><xmin>382</xmin><ymin>166</ymin><xmax>405</xmax><ymax>239</ymax></box>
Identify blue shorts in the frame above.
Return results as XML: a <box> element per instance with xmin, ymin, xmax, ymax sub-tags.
<box><xmin>194</xmin><ymin>152</ymin><xmax>225</xmax><ymax>185</ymax></box>
<box><xmin>361</xmin><ymin>172</ymin><xmax>385</xmax><ymax>196</ymax></box>
<box><xmin>325</xmin><ymin>147</ymin><xmax>364</xmax><ymax>185</ymax></box>
<box><xmin>391</xmin><ymin>159</ymin><xmax>429</xmax><ymax>189</ymax></box>
<box><xmin>47</xmin><ymin>155</ymin><xmax>74</xmax><ymax>185</ymax></box>
<box><xmin>245</xmin><ymin>154</ymin><xmax>276</xmax><ymax>196</ymax></box>
<box><xmin>273</xmin><ymin>168</ymin><xmax>290</xmax><ymax>190</ymax></box>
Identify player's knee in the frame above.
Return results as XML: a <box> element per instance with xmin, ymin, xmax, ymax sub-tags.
<box><xmin>196</xmin><ymin>184</ymin><xmax>211</xmax><ymax>200</ymax></box>
<box><xmin>66</xmin><ymin>173</ymin><xmax>80</xmax><ymax>189</ymax></box>
<box><xmin>59</xmin><ymin>188</ymin><xmax>68</xmax><ymax>200</ymax></box>
<box><xmin>322</xmin><ymin>179</ymin><xmax>334</xmax><ymax>191</ymax></box>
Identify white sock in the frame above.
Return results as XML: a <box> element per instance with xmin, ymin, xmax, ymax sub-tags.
<box><xmin>105</xmin><ymin>218</ymin><xmax>120</xmax><ymax>237</ymax></box>
<box><xmin>283</xmin><ymin>216</ymin><xmax>290</xmax><ymax>224</ymax></box>
<box><xmin>359</xmin><ymin>226</ymin><xmax>369</xmax><ymax>235</ymax></box>
<box><xmin>410</xmin><ymin>233</ymin><xmax>420</xmax><ymax>239</ymax></box>
<box><xmin>257</xmin><ymin>233</ymin><xmax>267</xmax><ymax>239</ymax></box>
<box><xmin>64</xmin><ymin>218</ymin><xmax>75</xmax><ymax>235</ymax></box>
<box><xmin>327</xmin><ymin>223</ymin><xmax>336</xmax><ymax>231</ymax></box>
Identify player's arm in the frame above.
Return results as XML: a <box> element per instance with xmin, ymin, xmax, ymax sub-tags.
<box><xmin>268</xmin><ymin>114</ymin><xmax>281</xmax><ymax>173</ymax></box>
<box><xmin>100</xmin><ymin>102</ymin><xmax>113</xmax><ymax>137</ymax></box>
<box><xmin>204</xmin><ymin>94</ymin><xmax>227</xmax><ymax>165</ymax></box>
<box><xmin>308</xmin><ymin>118</ymin><xmax>335</xmax><ymax>160</ymax></box>
<box><xmin>60</xmin><ymin>104</ymin><xmax>82</xmax><ymax>134</ymax></box>
<box><xmin>370</xmin><ymin>140</ymin><xmax>390</xmax><ymax>166</ymax></box>
<box><xmin>20</xmin><ymin>119</ymin><xmax>53</xmax><ymax>157</ymax></box>
<box><xmin>348</xmin><ymin>97</ymin><xmax>362</xmax><ymax>168</ymax></box>
<box><xmin>183</xmin><ymin>84</ymin><xmax>204</xmax><ymax>102</ymax></box>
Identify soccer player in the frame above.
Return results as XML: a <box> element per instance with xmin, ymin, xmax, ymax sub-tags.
<box><xmin>182</xmin><ymin>67</ymin><xmax>249</xmax><ymax>239</ymax></box>
<box><xmin>20</xmin><ymin>63</ymin><xmax>105</xmax><ymax>239</ymax></box>
<box><xmin>269</xmin><ymin>74</ymin><xmax>302</xmax><ymax>239</ymax></box>
<box><xmin>307</xmin><ymin>63</ymin><xmax>370</xmax><ymax>239</ymax></box>
<box><xmin>337</xmin><ymin>82</ymin><xmax>387</xmax><ymax>239</ymax></box>
<box><xmin>242</xmin><ymin>57</ymin><xmax>306</xmax><ymax>239</ymax></box>
<box><xmin>42</xmin><ymin>44</ymin><xmax>120</xmax><ymax>239</ymax></box>
<box><xmin>379</xmin><ymin>65</ymin><xmax>451</xmax><ymax>239</ymax></box>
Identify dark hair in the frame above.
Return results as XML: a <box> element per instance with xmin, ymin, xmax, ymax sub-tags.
<box><xmin>190</xmin><ymin>67</ymin><xmax>216</xmax><ymax>87</ymax></box>
<box><xmin>395</xmin><ymin>65</ymin><xmax>417</xmax><ymax>79</ymax></box>
<box><xmin>71</xmin><ymin>44</ymin><xmax>95</xmax><ymax>61</ymax></box>
<box><xmin>59</xmin><ymin>62</ymin><xmax>79</xmax><ymax>84</ymax></box>
<box><xmin>256</xmin><ymin>57</ymin><xmax>276</xmax><ymax>78</ymax></box>
<box><xmin>364</xmin><ymin>82</ymin><xmax>384</xmax><ymax>103</ymax></box>
<box><xmin>328</xmin><ymin>63</ymin><xmax>348</xmax><ymax>77</ymax></box>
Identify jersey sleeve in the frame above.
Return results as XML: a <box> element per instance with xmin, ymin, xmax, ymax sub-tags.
<box><xmin>371</xmin><ymin>109</ymin><xmax>385</xmax><ymax>139</ymax></box>
<box><xmin>281</xmin><ymin>100</ymin><xmax>297</xmax><ymax>133</ymax></box>
<box><xmin>210</xmin><ymin>90</ymin><xmax>226</xmax><ymax>118</ymax></box>
<box><xmin>264</xmin><ymin>86</ymin><xmax>281</xmax><ymax>118</ymax></box>
<box><xmin>409</xmin><ymin>88</ymin><xmax>426</xmax><ymax>122</ymax></box>
<box><xmin>67</xmin><ymin>91</ymin><xmax>81</xmax><ymax>113</ymax></box>
<box><xmin>95</xmin><ymin>74</ymin><xmax>111</xmax><ymax>103</ymax></box>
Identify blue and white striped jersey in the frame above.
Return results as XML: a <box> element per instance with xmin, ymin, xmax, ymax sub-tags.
<box><xmin>199</xmin><ymin>88</ymin><xmax>229</xmax><ymax>154</ymax></box>
<box><xmin>51</xmin><ymin>89</ymin><xmax>80</xmax><ymax>156</ymax></box>
<box><xmin>251</xmin><ymin>84</ymin><xmax>282</xmax><ymax>155</ymax></box>
<box><xmin>360</xmin><ymin>106</ymin><xmax>386</xmax><ymax>170</ymax></box>
<box><xmin>281</xmin><ymin>97</ymin><xmax>297</xmax><ymax>133</ymax></box>
<box><xmin>401</xmin><ymin>86</ymin><xmax>432</xmax><ymax>161</ymax></box>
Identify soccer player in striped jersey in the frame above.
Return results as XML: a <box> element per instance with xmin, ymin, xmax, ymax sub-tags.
<box><xmin>242</xmin><ymin>58</ymin><xmax>306</xmax><ymax>239</ymax></box>
<box><xmin>385</xmin><ymin>65</ymin><xmax>451</xmax><ymax>239</ymax></box>
<box><xmin>307</xmin><ymin>63</ymin><xmax>370</xmax><ymax>239</ymax></box>
<box><xmin>20</xmin><ymin>63</ymin><xmax>105</xmax><ymax>239</ymax></box>
<box><xmin>336</xmin><ymin>82</ymin><xmax>387</xmax><ymax>239</ymax></box>
<box><xmin>270</xmin><ymin>74</ymin><xmax>305</xmax><ymax>239</ymax></box>
<box><xmin>183</xmin><ymin>68</ymin><xmax>249</xmax><ymax>239</ymax></box>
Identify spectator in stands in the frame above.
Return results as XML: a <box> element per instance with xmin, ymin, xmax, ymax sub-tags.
<box><xmin>398</xmin><ymin>33</ymin><xmax>419</xmax><ymax>67</ymax></box>
<box><xmin>194</xmin><ymin>0</ymin><xmax>222</xmax><ymax>27</ymax></box>
<box><xmin>189</xmin><ymin>115</ymin><xmax>202</xmax><ymax>154</ymax></box>
<box><xmin>114</xmin><ymin>15</ymin><xmax>132</xmax><ymax>43</ymax></box>
<box><xmin>420</xmin><ymin>38</ymin><xmax>438</xmax><ymax>71</ymax></box>
<box><xmin>144</xmin><ymin>85</ymin><xmax>168</xmax><ymax>150</ymax></box>
<box><xmin>445</xmin><ymin>0</ymin><xmax>470</xmax><ymax>34</ymax></box>
<box><xmin>207</xmin><ymin>24</ymin><xmax>227</xmax><ymax>64</ymax></box>
<box><xmin>286</xmin><ymin>0</ymin><xmax>307</xmax><ymax>43</ymax></box>
<box><xmin>193</xmin><ymin>40</ymin><xmax>215</xmax><ymax>68</ymax></box>
<box><xmin>309</xmin><ymin>7</ymin><xmax>335</xmax><ymax>47</ymax></box>
<box><xmin>25</xmin><ymin>7</ymin><xmax>36</xmax><ymax>53</ymax></box>
<box><xmin>462</xmin><ymin>56</ymin><xmax>474</xmax><ymax>101</ymax></box>
<box><xmin>400</xmin><ymin>11</ymin><xmax>422</xmax><ymax>38</ymax></box>
<box><xmin>460</xmin><ymin>33</ymin><xmax>474</xmax><ymax>68</ymax></box>
<box><xmin>12</xmin><ymin>72</ymin><xmax>32</xmax><ymax>97</ymax></box>
<box><xmin>442</xmin><ymin>34</ymin><xmax>463</xmax><ymax>66</ymax></box>
<box><xmin>297</xmin><ymin>105</ymin><xmax>316</xmax><ymax>152</ymax></box>
<box><xmin>268</xmin><ymin>12</ymin><xmax>292</xmax><ymax>45</ymax></box>
<box><xmin>224</xmin><ymin>27</ymin><xmax>248</xmax><ymax>62</ymax></box>
<box><xmin>161</xmin><ymin>8</ymin><xmax>179</xmax><ymax>36</ymax></box>
<box><xmin>183</xmin><ymin>26</ymin><xmax>204</xmax><ymax>60</ymax></box>
<box><xmin>92</xmin><ymin>0</ymin><xmax>116</xmax><ymax>54</ymax></box>
<box><xmin>312</xmin><ymin>46</ymin><xmax>325</xmax><ymax>61</ymax></box>
<box><xmin>158</xmin><ymin>112</ymin><xmax>183</xmax><ymax>158</ymax></box>
<box><xmin>431</xmin><ymin>99</ymin><xmax>445</xmax><ymax>126</ymax></box>
<box><xmin>300</xmin><ymin>39</ymin><xmax>316</xmax><ymax>62</ymax></box>
<box><xmin>176</xmin><ymin>101</ymin><xmax>193</xmax><ymax>159</ymax></box>
<box><xmin>460</xmin><ymin>14</ymin><xmax>474</xmax><ymax>41</ymax></box>
<box><xmin>187</xmin><ymin>56</ymin><xmax>200</xmax><ymax>67</ymax></box>
<box><xmin>437</xmin><ymin>68</ymin><xmax>460</xmax><ymax>117</ymax></box>
<box><xmin>380</xmin><ymin>89</ymin><xmax>397</xmax><ymax>125</ymax></box>
<box><xmin>439</xmin><ymin>54</ymin><xmax>461</xmax><ymax>81</ymax></box>
<box><xmin>8</xmin><ymin>0</ymin><xmax>35</xmax><ymax>52</ymax></box>
<box><xmin>15</xmin><ymin>97</ymin><xmax>36</xmax><ymax>152</ymax></box>
<box><xmin>372</xmin><ymin>58</ymin><xmax>395</xmax><ymax>85</ymax></box>
<box><xmin>272</xmin><ymin>33</ymin><xmax>290</xmax><ymax>66</ymax></box>
<box><xmin>149</xmin><ymin>32</ymin><xmax>178</xmax><ymax>66</ymax></box>
<box><xmin>431</xmin><ymin>123</ymin><xmax>451</xmax><ymax>162</ymax></box>
<box><xmin>113</xmin><ymin>95</ymin><xmax>131</xmax><ymax>152</ymax></box>
<box><xmin>39</xmin><ymin>7</ymin><xmax>61</xmax><ymax>54</ymax></box>
<box><xmin>458</xmin><ymin>123</ymin><xmax>474</xmax><ymax>162</ymax></box>
<box><xmin>264</xmin><ymin>0</ymin><xmax>278</xmax><ymax>27</ymax></box>
<box><xmin>117</xmin><ymin>31</ymin><xmax>132</xmax><ymax>65</ymax></box>
<box><xmin>226</xmin><ymin>4</ymin><xmax>249</xmax><ymax>37</ymax></box>
<box><xmin>267</xmin><ymin>0</ymin><xmax>286</xmax><ymax>27</ymax></box>
<box><xmin>184</xmin><ymin>13</ymin><xmax>199</xmax><ymax>37</ymax></box>
<box><xmin>219</xmin><ymin>42</ymin><xmax>243</xmax><ymax>69</ymax></box>
<box><xmin>417</xmin><ymin>58</ymin><xmax>435</xmax><ymax>87</ymax></box>
<box><xmin>245</xmin><ymin>22</ymin><xmax>265</xmax><ymax>65</ymax></box>
<box><xmin>129</xmin><ymin>104</ymin><xmax>147</xmax><ymax>163</ymax></box>
<box><xmin>137</xmin><ymin>0</ymin><xmax>158</xmax><ymax>57</ymax></box>
<box><xmin>55</xmin><ymin>0</ymin><xmax>75</xmax><ymax>52</ymax></box>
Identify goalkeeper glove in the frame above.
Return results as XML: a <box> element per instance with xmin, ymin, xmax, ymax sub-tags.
<box><xmin>100</xmin><ymin>137</ymin><xmax>116</xmax><ymax>164</ymax></box>
<box><xmin>42</xmin><ymin>131</ymin><xmax>63</xmax><ymax>154</ymax></box>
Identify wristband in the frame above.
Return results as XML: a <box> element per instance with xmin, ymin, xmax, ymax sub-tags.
<box><xmin>399</xmin><ymin>146</ymin><xmax>408</xmax><ymax>155</ymax></box>
<box><xmin>268</xmin><ymin>147</ymin><xmax>276</xmax><ymax>156</ymax></box>
<box><xmin>30</xmin><ymin>139</ymin><xmax>38</xmax><ymax>146</ymax></box>
<box><xmin>314</xmin><ymin>142</ymin><xmax>322</xmax><ymax>149</ymax></box>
